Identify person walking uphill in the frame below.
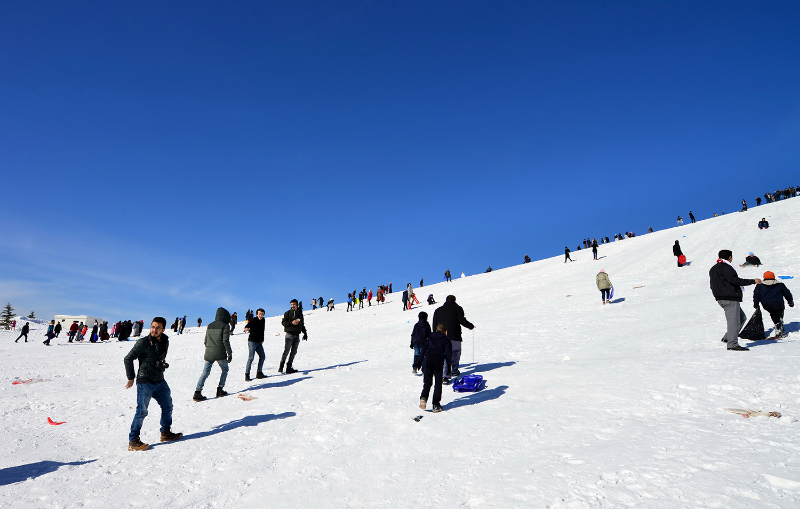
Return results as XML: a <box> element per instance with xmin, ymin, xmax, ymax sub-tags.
<box><xmin>753</xmin><ymin>271</ymin><xmax>794</xmax><ymax>339</ymax></box>
<box><xmin>410</xmin><ymin>311</ymin><xmax>431</xmax><ymax>374</ymax></box>
<box><xmin>418</xmin><ymin>323</ymin><xmax>452</xmax><ymax>413</ymax></box>
<box><xmin>193</xmin><ymin>307</ymin><xmax>232</xmax><ymax>401</ymax></box>
<box><xmin>243</xmin><ymin>308</ymin><xmax>267</xmax><ymax>381</ymax></box>
<box><xmin>673</xmin><ymin>240</ymin><xmax>685</xmax><ymax>267</ymax></box>
<box><xmin>710</xmin><ymin>250</ymin><xmax>761</xmax><ymax>351</ymax></box>
<box><xmin>432</xmin><ymin>295</ymin><xmax>475</xmax><ymax>378</ymax></box>
<box><xmin>596</xmin><ymin>270</ymin><xmax>612</xmax><ymax>304</ymax></box>
<box><xmin>280</xmin><ymin>299</ymin><xmax>307</xmax><ymax>374</ymax></box>
<box><xmin>124</xmin><ymin>317</ymin><xmax>182</xmax><ymax>451</ymax></box>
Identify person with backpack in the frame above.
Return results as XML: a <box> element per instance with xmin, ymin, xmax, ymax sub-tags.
<box><xmin>193</xmin><ymin>307</ymin><xmax>232</xmax><ymax>401</ymax></box>
<box><xmin>710</xmin><ymin>249</ymin><xmax>761</xmax><ymax>351</ymax></box>
<box><xmin>673</xmin><ymin>240</ymin><xmax>685</xmax><ymax>267</ymax></box>
<box><xmin>418</xmin><ymin>323</ymin><xmax>452</xmax><ymax>413</ymax></box>
<box><xmin>243</xmin><ymin>308</ymin><xmax>267</xmax><ymax>382</ymax></box>
<box><xmin>753</xmin><ymin>271</ymin><xmax>794</xmax><ymax>339</ymax></box>
<box><xmin>410</xmin><ymin>311</ymin><xmax>431</xmax><ymax>374</ymax></box>
<box><xmin>596</xmin><ymin>270</ymin><xmax>613</xmax><ymax>305</ymax></box>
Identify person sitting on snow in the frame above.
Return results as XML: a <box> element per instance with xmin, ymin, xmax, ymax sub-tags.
<box><xmin>758</xmin><ymin>218</ymin><xmax>770</xmax><ymax>229</ymax></box>
<box><xmin>753</xmin><ymin>271</ymin><xmax>794</xmax><ymax>339</ymax></box>
<box><xmin>427</xmin><ymin>294</ymin><xmax>436</xmax><ymax>305</ymax></box>
<box><xmin>740</xmin><ymin>252</ymin><xmax>762</xmax><ymax>267</ymax></box>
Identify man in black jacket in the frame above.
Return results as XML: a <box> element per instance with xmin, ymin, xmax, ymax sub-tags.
<box><xmin>124</xmin><ymin>317</ymin><xmax>182</xmax><ymax>451</ymax></box>
<box><xmin>244</xmin><ymin>308</ymin><xmax>267</xmax><ymax>381</ymax></box>
<box><xmin>432</xmin><ymin>295</ymin><xmax>475</xmax><ymax>377</ymax></box>
<box><xmin>709</xmin><ymin>250</ymin><xmax>761</xmax><ymax>351</ymax></box>
<box><xmin>280</xmin><ymin>299</ymin><xmax>307</xmax><ymax>374</ymax></box>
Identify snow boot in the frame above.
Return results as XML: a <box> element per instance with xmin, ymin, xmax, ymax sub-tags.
<box><xmin>193</xmin><ymin>391</ymin><xmax>207</xmax><ymax>402</ymax></box>
<box><xmin>278</xmin><ymin>363</ymin><xmax>284</xmax><ymax>374</ymax></box>
<box><xmin>256</xmin><ymin>371</ymin><xmax>267</xmax><ymax>379</ymax></box>
<box><xmin>285</xmin><ymin>366</ymin><xmax>298</xmax><ymax>374</ymax></box>
<box><xmin>128</xmin><ymin>438</ymin><xmax>150</xmax><ymax>451</ymax></box>
<box><xmin>728</xmin><ymin>345</ymin><xmax>750</xmax><ymax>351</ymax></box>
<box><xmin>160</xmin><ymin>428</ymin><xmax>183</xmax><ymax>442</ymax></box>
<box><xmin>432</xmin><ymin>404</ymin><xmax>444</xmax><ymax>413</ymax></box>
<box><xmin>216</xmin><ymin>387</ymin><xmax>228</xmax><ymax>397</ymax></box>
<box><xmin>245</xmin><ymin>373</ymin><xmax>251</xmax><ymax>382</ymax></box>
<box><xmin>419</xmin><ymin>398</ymin><xmax>427</xmax><ymax>410</ymax></box>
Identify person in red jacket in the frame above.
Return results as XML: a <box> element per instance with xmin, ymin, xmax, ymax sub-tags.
<box><xmin>367</xmin><ymin>289</ymin><xmax>373</xmax><ymax>306</ymax></box>
<box><xmin>68</xmin><ymin>321</ymin><xmax>79</xmax><ymax>342</ymax></box>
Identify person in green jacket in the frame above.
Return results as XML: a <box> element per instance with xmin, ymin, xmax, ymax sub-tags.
<box><xmin>596</xmin><ymin>269</ymin><xmax>613</xmax><ymax>305</ymax></box>
<box><xmin>193</xmin><ymin>307</ymin><xmax>232</xmax><ymax>401</ymax></box>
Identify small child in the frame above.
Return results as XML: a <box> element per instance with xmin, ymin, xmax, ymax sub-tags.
<box><xmin>410</xmin><ymin>312</ymin><xmax>431</xmax><ymax>374</ymax></box>
<box><xmin>753</xmin><ymin>271</ymin><xmax>794</xmax><ymax>338</ymax></box>
<box><xmin>419</xmin><ymin>323</ymin><xmax>452</xmax><ymax>413</ymax></box>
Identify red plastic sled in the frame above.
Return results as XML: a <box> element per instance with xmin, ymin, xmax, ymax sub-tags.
<box><xmin>678</xmin><ymin>255</ymin><xmax>686</xmax><ymax>265</ymax></box>
<box><xmin>47</xmin><ymin>417</ymin><xmax>65</xmax><ymax>425</ymax></box>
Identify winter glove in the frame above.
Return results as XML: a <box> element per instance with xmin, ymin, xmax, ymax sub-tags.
<box><xmin>227</xmin><ymin>354</ymin><xmax>232</xmax><ymax>363</ymax></box>
<box><xmin>790</xmin><ymin>303</ymin><xmax>795</xmax><ymax>307</ymax></box>
<box><xmin>302</xmin><ymin>333</ymin><xmax>308</xmax><ymax>341</ymax></box>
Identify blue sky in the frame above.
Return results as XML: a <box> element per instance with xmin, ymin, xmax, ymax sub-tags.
<box><xmin>1</xmin><ymin>1</ymin><xmax>799</xmax><ymax>322</ymax></box>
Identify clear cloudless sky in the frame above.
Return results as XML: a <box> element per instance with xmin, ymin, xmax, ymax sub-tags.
<box><xmin>1</xmin><ymin>1</ymin><xmax>799</xmax><ymax>323</ymax></box>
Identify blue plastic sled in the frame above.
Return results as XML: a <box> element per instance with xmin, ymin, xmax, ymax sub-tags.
<box><xmin>452</xmin><ymin>374</ymin><xmax>485</xmax><ymax>392</ymax></box>
<box><xmin>778</xmin><ymin>276</ymin><xmax>794</xmax><ymax>280</ymax></box>
<box><xmin>609</xmin><ymin>286</ymin><xmax>615</xmax><ymax>300</ymax></box>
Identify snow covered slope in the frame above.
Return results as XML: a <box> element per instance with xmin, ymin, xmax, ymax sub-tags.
<box><xmin>1</xmin><ymin>199</ymin><xmax>799</xmax><ymax>508</ymax></box>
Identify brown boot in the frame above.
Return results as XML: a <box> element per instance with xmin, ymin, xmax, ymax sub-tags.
<box><xmin>128</xmin><ymin>438</ymin><xmax>150</xmax><ymax>451</ymax></box>
<box><xmin>160</xmin><ymin>428</ymin><xmax>183</xmax><ymax>442</ymax></box>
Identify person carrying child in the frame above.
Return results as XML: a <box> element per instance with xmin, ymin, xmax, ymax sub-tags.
<box><xmin>753</xmin><ymin>271</ymin><xmax>794</xmax><ymax>339</ymax></box>
<box><xmin>418</xmin><ymin>323</ymin><xmax>452</xmax><ymax>413</ymax></box>
<box><xmin>410</xmin><ymin>311</ymin><xmax>431</xmax><ymax>374</ymax></box>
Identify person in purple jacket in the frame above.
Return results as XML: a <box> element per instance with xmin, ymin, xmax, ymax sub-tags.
<box><xmin>410</xmin><ymin>311</ymin><xmax>431</xmax><ymax>374</ymax></box>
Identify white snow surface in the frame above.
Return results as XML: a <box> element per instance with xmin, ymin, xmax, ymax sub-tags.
<box><xmin>2</xmin><ymin>199</ymin><xmax>800</xmax><ymax>508</ymax></box>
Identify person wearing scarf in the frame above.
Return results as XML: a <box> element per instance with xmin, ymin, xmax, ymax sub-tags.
<box><xmin>709</xmin><ymin>249</ymin><xmax>761</xmax><ymax>351</ymax></box>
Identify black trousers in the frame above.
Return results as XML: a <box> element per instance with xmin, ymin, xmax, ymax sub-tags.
<box><xmin>421</xmin><ymin>354</ymin><xmax>443</xmax><ymax>405</ymax></box>
<box><xmin>766</xmin><ymin>308</ymin><xmax>784</xmax><ymax>329</ymax></box>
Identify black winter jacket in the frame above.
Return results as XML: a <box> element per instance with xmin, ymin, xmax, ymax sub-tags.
<box><xmin>282</xmin><ymin>308</ymin><xmax>307</xmax><ymax>336</ymax></box>
<box><xmin>753</xmin><ymin>282</ymin><xmax>794</xmax><ymax>311</ymax></box>
<box><xmin>411</xmin><ymin>320</ymin><xmax>431</xmax><ymax>344</ymax></box>
<box><xmin>432</xmin><ymin>300</ymin><xmax>474</xmax><ymax>342</ymax></box>
<box><xmin>419</xmin><ymin>331</ymin><xmax>452</xmax><ymax>371</ymax></box>
<box><xmin>204</xmin><ymin>307</ymin><xmax>232</xmax><ymax>361</ymax></box>
<box><xmin>709</xmin><ymin>261</ymin><xmax>755</xmax><ymax>302</ymax></box>
<box><xmin>673</xmin><ymin>244</ymin><xmax>683</xmax><ymax>257</ymax></box>
<box><xmin>124</xmin><ymin>334</ymin><xmax>170</xmax><ymax>384</ymax></box>
<box><xmin>246</xmin><ymin>316</ymin><xmax>266</xmax><ymax>343</ymax></box>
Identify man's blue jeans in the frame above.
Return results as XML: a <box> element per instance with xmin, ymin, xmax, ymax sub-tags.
<box><xmin>413</xmin><ymin>343</ymin><xmax>424</xmax><ymax>369</ymax></box>
<box><xmin>129</xmin><ymin>380</ymin><xmax>173</xmax><ymax>442</ymax></box>
<box><xmin>246</xmin><ymin>342</ymin><xmax>265</xmax><ymax>374</ymax></box>
<box><xmin>195</xmin><ymin>359</ymin><xmax>229</xmax><ymax>391</ymax></box>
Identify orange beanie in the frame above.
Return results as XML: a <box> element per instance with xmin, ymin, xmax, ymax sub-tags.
<box><xmin>763</xmin><ymin>271</ymin><xmax>775</xmax><ymax>280</ymax></box>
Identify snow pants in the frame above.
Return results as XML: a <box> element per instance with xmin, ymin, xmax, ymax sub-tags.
<box><xmin>766</xmin><ymin>308</ymin><xmax>785</xmax><ymax>333</ymax></box>
<box><xmin>15</xmin><ymin>333</ymin><xmax>27</xmax><ymax>342</ymax></box>
<box><xmin>130</xmin><ymin>380</ymin><xmax>172</xmax><ymax>442</ymax></box>
<box><xmin>718</xmin><ymin>300</ymin><xmax>747</xmax><ymax>349</ymax></box>
<box><xmin>246</xmin><ymin>341</ymin><xmax>265</xmax><ymax>375</ymax></box>
<box><xmin>421</xmin><ymin>353</ymin><xmax>444</xmax><ymax>406</ymax></box>
<box><xmin>280</xmin><ymin>334</ymin><xmax>300</xmax><ymax>369</ymax></box>
<box><xmin>195</xmin><ymin>359</ymin><xmax>229</xmax><ymax>391</ymax></box>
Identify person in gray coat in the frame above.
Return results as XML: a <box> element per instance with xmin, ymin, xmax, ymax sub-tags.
<box><xmin>596</xmin><ymin>269</ymin><xmax>612</xmax><ymax>304</ymax></box>
<box><xmin>193</xmin><ymin>307</ymin><xmax>232</xmax><ymax>401</ymax></box>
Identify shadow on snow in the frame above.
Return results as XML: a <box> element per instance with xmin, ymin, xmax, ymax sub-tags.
<box><xmin>0</xmin><ymin>459</ymin><xmax>97</xmax><ymax>486</ymax></box>
<box><xmin>299</xmin><ymin>360</ymin><xmax>367</xmax><ymax>375</ymax></box>
<box><xmin>241</xmin><ymin>376</ymin><xmax>311</xmax><ymax>392</ymax></box>
<box><xmin>458</xmin><ymin>361</ymin><xmax>516</xmax><ymax>376</ymax></box>
<box><xmin>167</xmin><ymin>412</ymin><xmax>296</xmax><ymax>445</ymax></box>
<box><xmin>445</xmin><ymin>385</ymin><xmax>508</xmax><ymax>410</ymax></box>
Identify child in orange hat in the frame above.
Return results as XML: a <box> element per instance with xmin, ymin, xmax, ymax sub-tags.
<box><xmin>753</xmin><ymin>271</ymin><xmax>794</xmax><ymax>338</ymax></box>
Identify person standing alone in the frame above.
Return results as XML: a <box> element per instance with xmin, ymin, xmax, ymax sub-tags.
<box><xmin>280</xmin><ymin>299</ymin><xmax>307</xmax><ymax>374</ymax></box>
<box><xmin>193</xmin><ymin>307</ymin><xmax>232</xmax><ymax>401</ymax></box>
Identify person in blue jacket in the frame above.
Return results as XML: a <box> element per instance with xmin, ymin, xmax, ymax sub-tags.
<box><xmin>758</xmin><ymin>218</ymin><xmax>770</xmax><ymax>229</ymax></box>
<box><xmin>753</xmin><ymin>271</ymin><xmax>794</xmax><ymax>338</ymax></box>
<box><xmin>418</xmin><ymin>323</ymin><xmax>452</xmax><ymax>413</ymax></box>
<box><xmin>410</xmin><ymin>311</ymin><xmax>431</xmax><ymax>374</ymax></box>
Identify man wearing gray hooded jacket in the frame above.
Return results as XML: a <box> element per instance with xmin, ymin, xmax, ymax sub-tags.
<box><xmin>193</xmin><ymin>307</ymin><xmax>232</xmax><ymax>401</ymax></box>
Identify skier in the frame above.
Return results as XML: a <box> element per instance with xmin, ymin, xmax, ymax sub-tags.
<box><xmin>124</xmin><ymin>317</ymin><xmax>182</xmax><ymax>451</ymax></box>
<box><xmin>673</xmin><ymin>240</ymin><xmax>685</xmax><ymax>267</ymax></box>
<box><xmin>193</xmin><ymin>307</ymin><xmax>232</xmax><ymax>401</ymax></box>
<box><xmin>740</xmin><ymin>252</ymin><xmax>762</xmax><ymax>267</ymax></box>
<box><xmin>432</xmin><ymin>295</ymin><xmax>475</xmax><ymax>378</ymax></box>
<box><xmin>279</xmin><ymin>299</ymin><xmax>307</xmax><ymax>374</ymax></box>
<box><xmin>410</xmin><ymin>311</ymin><xmax>431</xmax><ymax>374</ymax></box>
<box><xmin>753</xmin><ymin>271</ymin><xmax>794</xmax><ymax>339</ymax></box>
<box><xmin>524</xmin><ymin>254</ymin><xmax>531</xmax><ymax>263</ymax></box>
<box><xmin>15</xmin><ymin>322</ymin><xmax>29</xmax><ymax>342</ymax></box>
<box><xmin>445</xmin><ymin>269</ymin><xmax>452</xmax><ymax>282</ymax></box>
<box><xmin>758</xmin><ymin>218</ymin><xmax>769</xmax><ymax>229</ymax></box>
<box><xmin>596</xmin><ymin>269</ymin><xmax>612</xmax><ymax>305</ymax></box>
<box><xmin>418</xmin><ymin>323</ymin><xmax>452</xmax><ymax>413</ymax></box>
<box><xmin>44</xmin><ymin>320</ymin><xmax>55</xmax><ymax>346</ymax></box>
<box><xmin>710</xmin><ymin>250</ymin><xmax>761</xmax><ymax>351</ymax></box>
<box><xmin>54</xmin><ymin>321</ymin><xmax>62</xmax><ymax>338</ymax></box>
<box><xmin>565</xmin><ymin>247</ymin><xmax>573</xmax><ymax>263</ymax></box>
<box><xmin>243</xmin><ymin>308</ymin><xmax>267</xmax><ymax>382</ymax></box>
